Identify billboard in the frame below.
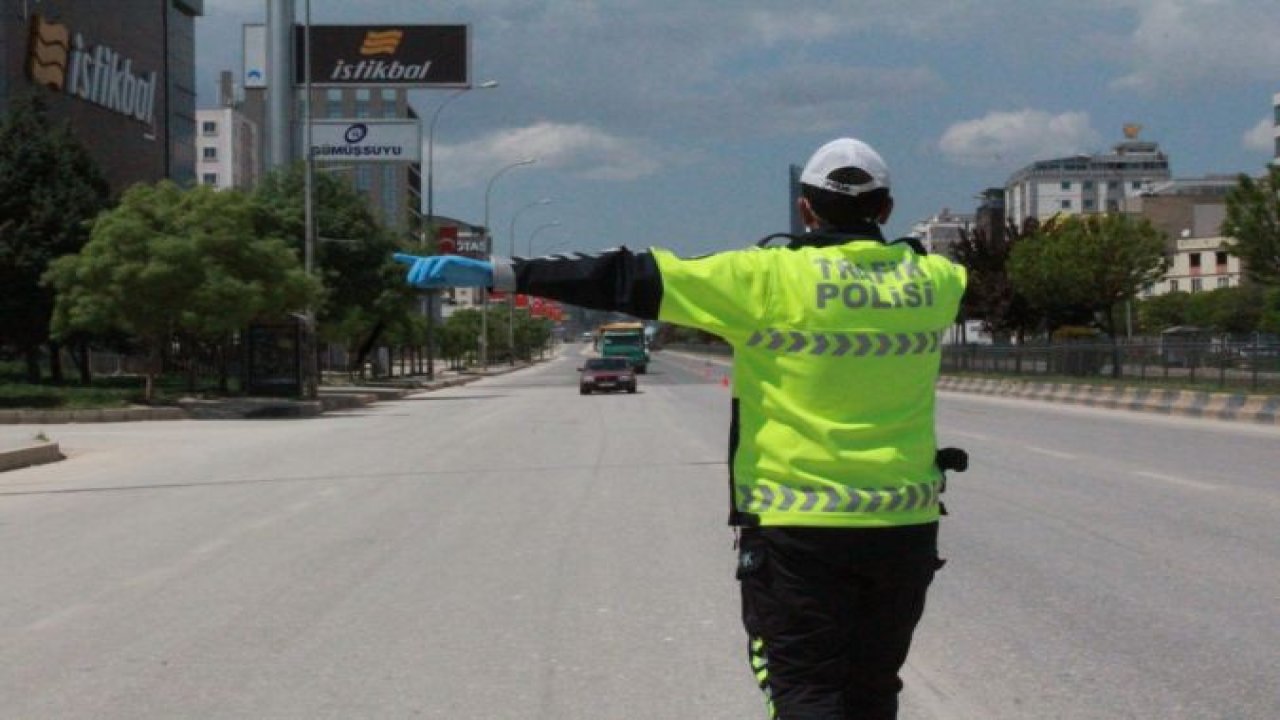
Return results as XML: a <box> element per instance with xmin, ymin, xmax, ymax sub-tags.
<box><xmin>26</xmin><ymin>13</ymin><xmax>159</xmax><ymax>126</ymax></box>
<box><xmin>309</xmin><ymin>120</ymin><xmax>421</xmax><ymax>163</ymax></box>
<box><xmin>243</xmin><ymin>24</ymin><xmax>266</xmax><ymax>88</ymax></box>
<box><xmin>295</xmin><ymin>25</ymin><xmax>468</xmax><ymax>87</ymax></box>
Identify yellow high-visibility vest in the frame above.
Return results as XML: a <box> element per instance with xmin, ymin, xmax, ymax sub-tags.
<box><xmin>654</xmin><ymin>240</ymin><xmax>968</xmax><ymax>528</ymax></box>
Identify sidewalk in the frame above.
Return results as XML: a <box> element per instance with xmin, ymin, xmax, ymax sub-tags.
<box><xmin>0</xmin><ymin>360</ymin><xmax>538</xmax><ymax>473</ymax></box>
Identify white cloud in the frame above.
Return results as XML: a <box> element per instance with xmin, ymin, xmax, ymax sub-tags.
<box><xmin>433</xmin><ymin>122</ymin><xmax>664</xmax><ymax>186</ymax></box>
<box><xmin>1108</xmin><ymin>0</ymin><xmax>1280</xmax><ymax>92</ymax></box>
<box><xmin>938</xmin><ymin>110</ymin><xmax>1102</xmax><ymax>168</ymax></box>
<box><xmin>1242</xmin><ymin>116</ymin><xmax>1274</xmax><ymax>153</ymax></box>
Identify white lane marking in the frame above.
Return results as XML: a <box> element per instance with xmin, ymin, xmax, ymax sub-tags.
<box><xmin>1132</xmin><ymin>470</ymin><xmax>1219</xmax><ymax>491</ymax></box>
<box><xmin>1026</xmin><ymin>445</ymin><xmax>1077</xmax><ymax>460</ymax></box>
<box><xmin>947</xmin><ymin>430</ymin><xmax>993</xmax><ymax>441</ymax></box>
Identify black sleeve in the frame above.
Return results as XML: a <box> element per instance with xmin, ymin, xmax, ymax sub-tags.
<box><xmin>510</xmin><ymin>247</ymin><xmax>664</xmax><ymax>320</ymax></box>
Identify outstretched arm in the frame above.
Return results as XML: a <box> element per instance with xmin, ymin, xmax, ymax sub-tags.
<box><xmin>395</xmin><ymin>248</ymin><xmax>664</xmax><ymax>320</ymax></box>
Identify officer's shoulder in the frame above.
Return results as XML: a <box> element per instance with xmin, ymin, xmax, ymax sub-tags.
<box><xmin>888</xmin><ymin>236</ymin><xmax>928</xmax><ymax>255</ymax></box>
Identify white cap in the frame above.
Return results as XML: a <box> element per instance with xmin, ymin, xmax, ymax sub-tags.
<box><xmin>799</xmin><ymin>138</ymin><xmax>890</xmax><ymax>197</ymax></box>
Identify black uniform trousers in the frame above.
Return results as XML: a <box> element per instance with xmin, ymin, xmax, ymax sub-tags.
<box><xmin>736</xmin><ymin>522</ymin><xmax>942</xmax><ymax>720</ymax></box>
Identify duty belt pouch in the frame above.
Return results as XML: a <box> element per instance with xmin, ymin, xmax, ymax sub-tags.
<box><xmin>735</xmin><ymin>528</ymin><xmax>767</xmax><ymax>581</ymax></box>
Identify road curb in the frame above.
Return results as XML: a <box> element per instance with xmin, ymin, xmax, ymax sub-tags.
<box><xmin>936</xmin><ymin>376</ymin><xmax>1280</xmax><ymax>425</ymax></box>
<box><xmin>0</xmin><ymin>407</ymin><xmax>187</xmax><ymax>424</ymax></box>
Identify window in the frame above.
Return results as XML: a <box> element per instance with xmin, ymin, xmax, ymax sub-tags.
<box><xmin>1060</xmin><ymin>199</ymin><xmax>1072</xmax><ymax>210</ymax></box>
<box><xmin>201</xmin><ymin>120</ymin><xmax>217</xmax><ymax>135</ymax></box>
<box><xmin>355</xmin><ymin>88</ymin><xmax>371</xmax><ymax>118</ymax></box>
<box><xmin>381</xmin><ymin>165</ymin><xmax>399</xmax><ymax>225</ymax></box>
<box><xmin>1170</xmin><ymin>279</ymin><xmax>1180</xmax><ymax>292</ymax></box>
<box><xmin>355</xmin><ymin>165</ymin><xmax>373</xmax><ymax>192</ymax></box>
<box><xmin>1108</xmin><ymin>181</ymin><xmax>1119</xmax><ymax>190</ymax></box>
<box><xmin>1189</xmin><ymin>253</ymin><xmax>1202</xmax><ymax>269</ymax></box>
<box><xmin>1132</xmin><ymin>181</ymin><xmax>1143</xmax><ymax>189</ymax></box>
<box><xmin>1191</xmin><ymin>278</ymin><xmax>1202</xmax><ymax>292</ymax></box>
<box><xmin>1217</xmin><ymin>277</ymin><xmax>1230</xmax><ymax>289</ymax></box>
<box><xmin>1215</xmin><ymin>251</ymin><xmax>1228</xmax><ymax>267</ymax></box>
<box><xmin>1082</xmin><ymin>180</ymin><xmax>1093</xmax><ymax>190</ymax></box>
<box><xmin>202</xmin><ymin>146</ymin><xmax>217</xmax><ymax>161</ymax></box>
<box><xmin>1084</xmin><ymin>199</ymin><xmax>1095</xmax><ymax>210</ymax></box>
<box><xmin>1060</xmin><ymin>181</ymin><xmax>1071</xmax><ymax>190</ymax></box>
<box><xmin>202</xmin><ymin>173</ymin><xmax>218</xmax><ymax>185</ymax></box>
<box><xmin>326</xmin><ymin>89</ymin><xmax>343</xmax><ymax>119</ymax></box>
<box><xmin>1107</xmin><ymin>199</ymin><xmax>1120</xmax><ymax>211</ymax></box>
<box><xmin>380</xmin><ymin>88</ymin><xmax>398</xmax><ymax>118</ymax></box>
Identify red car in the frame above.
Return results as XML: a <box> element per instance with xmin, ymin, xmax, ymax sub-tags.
<box><xmin>579</xmin><ymin>357</ymin><xmax>637</xmax><ymax>395</ymax></box>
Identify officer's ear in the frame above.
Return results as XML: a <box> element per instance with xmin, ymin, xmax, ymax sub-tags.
<box><xmin>876</xmin><ymin>196</ymin><xmax>895</xmax><ymax>225</ymax></box>
<box><xmin>798</xmin><ymin>197</ymin><xmax>821</xmax><ymax>230</ymax></box>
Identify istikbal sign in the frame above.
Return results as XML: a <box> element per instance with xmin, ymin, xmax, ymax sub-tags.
<box><xmin>27</xmin><ymin>14</ymin><xmax>158</xmax><ymax>126</ymax></box>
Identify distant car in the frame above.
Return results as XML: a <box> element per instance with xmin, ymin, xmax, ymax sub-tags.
<box><xmin>579</xmin><ymin>357</ymin><xmax>637</xmax><ymax>395</ymax></box>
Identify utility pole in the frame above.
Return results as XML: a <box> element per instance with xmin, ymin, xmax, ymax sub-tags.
<box><xmin>265</xmin><ymin>0</ymin><xmax>294</xmax><ymax>169</ymax></box>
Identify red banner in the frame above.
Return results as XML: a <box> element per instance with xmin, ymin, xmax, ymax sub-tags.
<box><xmin>436</xmin><ymin>225</ymin><xmax>457</xmax><ymax>255</ymax></box>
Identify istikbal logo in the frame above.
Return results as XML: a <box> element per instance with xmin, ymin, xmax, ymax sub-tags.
<box><xmin>327</xmin><ymin>29</ymin><xmax>431</xmax><ymax>82</ymax></box>
<box><xmin>27</xmin><ymin>14</ymin><xmax>157</xmax><ymax>125</ymax></box>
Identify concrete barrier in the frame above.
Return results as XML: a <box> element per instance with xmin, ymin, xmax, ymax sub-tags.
<box><xmin>0</xmin><ymin>442</ymin><xmax>63</xmax><ymax>472</ymax></box>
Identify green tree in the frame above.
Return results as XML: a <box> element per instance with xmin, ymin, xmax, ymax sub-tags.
<box><xmin>252</xmin><ymin>164</ymin><xmax>414</xmax><ymax>365</ymax></box>
<box><xmin>1222</xmin><ymin>165</ymin><xmax>1280</xmax><ymax>285</ymax></box>
<box><xmin>1009</xmin><ymin>214</ymin><xmax>1169</xmax><ymax>374</ymax></box>
<box><xmin>45</xmin><ymin>182</ymin><xmax>321</xmax><ymax>400</ymax></box>
<box><xmin>1259</xmin><ymin>287</ymin><xmax>1280</xmax><ymax>336</ymax></box>
<box><xmin>0</xmin><ymin>93</ymin><xmax>110</xmax><ymax>382</ymax></box>
<box><xmin>439</xmin><ymin>308</ymin><xmax>481</xmax><ymax>370</ymax></box>
<box><xmin>1136</xmin><ymin>291</ymin><xmax>1192</xmax><ymax>334</ymax></box>
<box><xmin>951</xmin><ymin>218</ymin><xmax>1042</xmax><ymax>343</ymax></box>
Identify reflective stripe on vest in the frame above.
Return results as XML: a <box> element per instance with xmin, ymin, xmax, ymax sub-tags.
<box><xmin>745</xmin><ymin>329</ymin><xmax>944</xmax><ymax>356</ymax></box>
<box><xmin>737</xmin><ymin>478</ymin><xmax>940</xmax><ymax>515</ymax></box>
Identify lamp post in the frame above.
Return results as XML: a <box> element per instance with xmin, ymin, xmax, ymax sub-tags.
<box><xmin>301</xmin><ymin>0</ymin><xmax>317</xmax><ymax>399</ymax></box>
<box><xmin>426</xmin><ymin>80</ymin><xmax>497</xmax><ymax>229</ymax></box>
<box><xmin>526</xmin><ymin>220</ymin><xmax>563</xmax><ymax>257</ymax></box>
<box><xmin>507</xmin><ymin>198</ymin><xmax>552</xmax><ymax>363</ymax></box>
<box><xmin>423</xmin><ymin>80</ymin><xmax>497</xmax><ymax>380</ymax></box>
<box><xmin>480</xmin><ymin>158</ymin><xmax>536</xmax><ymax>368</ymax></box>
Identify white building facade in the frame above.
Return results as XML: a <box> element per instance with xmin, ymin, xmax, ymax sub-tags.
<box><xmin>909</xmin><ymin>208</ymin><xmax>972</xmax><ymax>260</ymax></box>
<box><xmin>1147</xmin><ymin>236</ymin><xmax>1243</xmax><ymax>296</ymax></box>
<box><xmin>195</xmin><ymin>107</ymin><xmax>259</xmax><ymax>190</ymax></box>
<box><xmin>1004</xmin><ymin>136</ymin><xmax>1172</xmax><ymax>223</ymax></box>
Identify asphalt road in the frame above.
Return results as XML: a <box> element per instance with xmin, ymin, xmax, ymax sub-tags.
<box><xmin>1</xmin><ymin>346</ymin><xmax>1277</xmax><ymax>719</ymax></box>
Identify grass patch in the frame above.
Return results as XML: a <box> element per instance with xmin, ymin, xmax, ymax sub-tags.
<box><xmin>0</xmin><ymin>377</ymin><xmax>143</xmax><ymax>410</ymax></box>
<box><xmin>0</xmin><ymin>362</ymin><xmax>245</xmax><ymax>410</ymax></box>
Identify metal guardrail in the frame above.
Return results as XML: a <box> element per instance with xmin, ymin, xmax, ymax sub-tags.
<box><xmin>665</xmin><ymin>339</ymin><xmax>1280</xmax><ymax>394</ymax></box>
<box><xmin>941</xmin><ymin>341</ymin><xmax>1280</xmax><ymax>393</ymax></box>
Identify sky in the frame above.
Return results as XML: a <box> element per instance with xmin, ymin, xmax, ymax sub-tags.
<box><xmin>195</xmin><ymin>1</ymin><xmax>1280</xmax><ymax>258</ymax></box>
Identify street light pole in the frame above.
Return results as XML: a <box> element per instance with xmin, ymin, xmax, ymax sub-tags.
<box><xmin>301</xmin><ymin>0</ymin><xmax>318</xmax><ymax>399</ymax></box>
<box><xmin>526</xmin><ymin>220</ymin><xmax>562</xmax><ymax>257</ymax></box>
<box><xmin>423</xmin><ymin>80</ymin><xmax>497</xmax><ymax>380</ymax></box>
<box><xmin>426</xmin><ymin>80</ymin><xmax>497</xmax><ymax>228</ymax></box>
<box><xmin>507</xmin><ymin>198</ymin><xmax>552</xmax><ymax>363</ymax></box>
<box><xmin>481</xmin><ymin>158</ymin><xmax>536</xmax><ymax>368</ymax></box>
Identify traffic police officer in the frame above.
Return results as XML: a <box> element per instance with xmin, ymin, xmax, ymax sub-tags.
<box><xmin>396</xmin><ymin>137</ymin><xmax>968</xmax><ymax>719</ymax></box>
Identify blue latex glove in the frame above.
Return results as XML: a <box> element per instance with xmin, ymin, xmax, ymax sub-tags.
<box><xmin>394</xmin><ymin>253</ymin><xmax>494</xmax><ymax>289</ymax></box>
